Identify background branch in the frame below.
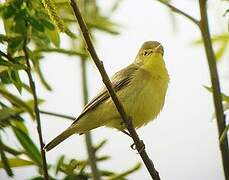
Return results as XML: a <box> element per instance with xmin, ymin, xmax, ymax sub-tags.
<box><xmin>69</xmin><ymin>0</ymin><xmax>160</xmax><ymax>179</ymax></box>
<box><xmin>157</xmin><ymin>0</ymin><xmax>229</xmax><ymax>179</ymax></box>
<box><xmin>199</xmin><ymin>1</ymin><xmax>229</xmax><ymax>179</ymax></box>
<box><xmin>156</xmin><ymin>0</ymin><xmax>199</xmax><ymax>25</ymax></box>
<box><xmin>80</xmin><ymin>56</ymin><xmax>101</xmax><ymax>180</ymax></box>
<box><xmin>23</xmin><ymin>38</ymin><xmax>49</xmax><ymax>180</ymax></box>
<box><xmin>40</xmin><ymin>110</ymin><xmax>75</xmax><ymax>120</ymax></box>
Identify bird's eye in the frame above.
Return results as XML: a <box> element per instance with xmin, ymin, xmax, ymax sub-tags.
<box><xmin>143</xmin><ymin>50</ymin><xmax>148</xmax><ymax>56</ymax></box>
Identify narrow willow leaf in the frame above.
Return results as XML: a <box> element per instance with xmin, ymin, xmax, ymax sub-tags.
<box><xmin>0</xmin><ymin>87</ymin><xmax>34</xmax><ymax>118</ymax></box>
<box><xmin>45</xmin><ymin>28</ymin><xmax>60</xmax><ymax>47</ymax></box>
<box><xmin>12</xmin><ymin>127</ymin><xmax>42</xmax><ymax>166</ymax></box>
<box><xmin>204</xmin><ymin>86</ymin><xmax>229</xmax><ymax>102</ymax></box>
<box><xmin>215</xmin><ymin>40</ymin><xmax>228</xmax><ymax>60</ymax></box>
<box><xmin>220</xmin><ymin>124</ymin><xmax>229</xmax><ymax>144</ymax></box>
<box><xmin>34</xmin><ymin>61</ymin><xmax>52</xmax><ymax>91</ymax></box>
<box><xmin>0</xmin><ymin>107</ymin><xmax>21</xmax><ymax>121</ymax></box>
<box><xmin>1</xmin><ymin>143</ymin><xmax>22</xmax><ymax>156</ymax></box>
<box><xmin>12</xmin><ymin>120</ymin><xmax>29</xmax><ymax>134</ymax></box>
<box><xmin>94</xmin><ymin>139</ymin><xmax>107</xmax><ymax>152</ymax></box>
<box><xmin>55</xmin><ymin>155</ymin><xmax>65</xmax><ymax>174</ymax></box>
<box><xmin>26</xmin><ymin>15</ymin><xmax>45</xmax><ymax>32</ymax></box>
<box><xmin>0</xmin><ymin>158</ymin><xmax>34</xmax><ymax>168</ymax></box>
<box><xmin>8</xmin><ymin>70</ymin><xmax>23</xmax><ymax>93</ymax></box>
<box><xmin>0</xmin><ymin>138</ymin><xmax>13</xmax><ymax>177</ymax></box>
<box><xmin>108</xmin><ymin>163</ymin><xmax>141</xmax><ymax>180</ymax></box>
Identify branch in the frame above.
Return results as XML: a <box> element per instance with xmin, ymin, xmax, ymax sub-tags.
<box><xmin>80</xmin><ymin>56</ymin><xmax>101</xmax><ymax>180</ymax></box>
<box><xmin>40</xmin><ymin>110</ymin><xmax>75</xmax><ymax>120</ymax></box>
<box><xmin>199</xmin><ymin>0</ymin><xmax>229</xmax><ymax>179</ymax></box>
<box><xmin>33</xmin><ymin>47</ymin><xmax>87</xmax><ymax>57</ymax></box>
<box><xmin>23</xmin><ymin>38</ymin><xmax>49</xmax><ymax>179</ymax></box>
<box><xmin>156</xmin><ymin>0</ymin><xmax>199</xmax><ymax>26</ymax></box>
<box><xmin>69</xmin><ymin>1</ymin><xmax>160</xmax><ymax>179</ymax></box>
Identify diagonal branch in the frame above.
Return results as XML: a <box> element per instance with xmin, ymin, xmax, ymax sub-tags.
<box><xmin>156</xmin><ymin>0</ymin><xmax>199</xmax><ymax>26</ymax></box>
<box><xmin>69</xmin><ymin>0</ymin><xmax>160</xmax><ymax>179</ymax></box>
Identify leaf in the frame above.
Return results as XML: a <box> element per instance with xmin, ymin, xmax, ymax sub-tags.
<box><xmin>12</xmin><ymin>120</ymin><xmax>29</xmax><ymax>134</ymax></box>
<box><xmin>204</xmin><ymin>86</ymin><xmax>229</xmax><ymax>102</ymax></box>
<box><xmin>45</xmin><ymin>28</ymin><xmax>60</xmax><ymax>47</ymax></box>
<box><xmin>8</xmin><ymin>70</ymin><xmax>23</xmax><ymax>93</ymax></box>
<box><xmin>1</xmin><ymin>143</ymin><xmax>22</xmax><ymax>156</ymax></box>
<box><xmin>0</xmin><ymin>138</ymin><xmax>13</xmax><ymax>177</ymax></box>
<box><xmin>0</xmin><ymin>86</ymin><xmax>35</xmax><ymax>118</ymax></box>
<box><xmin>108</xmin><ymin>163</ymin><xmax>141</xmax><ymax>180</ymax></box>
<box><xmin>0</xmin><ymin>158</ymin><xmax>34</xmax><ymax>168</ymax></box>
<box><xmin>41</xmin><ymin>19</ymin><xmax>55</xmax><ymax>30</ymax></box>
<box><xmin>12</xmin><ymin>126</ymin><xmax>42</xmax><ymax>166</ymax></box>
<box><xmin>26</xmin><ymin>15</ymin><xmax>45</xmax><ymax>32</ymax></box>
<box><xmin>220</xmin><ymin>124</ymin><xmax>229</xmax><ymax>144</ymax></box>
<box><xmin>94</xmin><ymin>139</ymin><xmax>107</xmax><ymax>152</ymax></box>
<box><xmin>55</xmin><ymin>155</ymin><xmax>65</xmax><ymax>174</ymax></box>
<box><xmin>0</xmin><ymin>107</ymin><xmax>22</xmax><ymax>121</ymax></box>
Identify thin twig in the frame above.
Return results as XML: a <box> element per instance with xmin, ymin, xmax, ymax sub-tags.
<box><xmin>40</xmin><ymin>110</ymin><xmax>75</xmax><ymax>120</ymax></box>
<box><xmin>80</xmin><ymin>56</ymin><xmax>101</xmax><ymax>180</ymax></box>
<box><xmin>69</xmin><ymin>1</ymin><xmax>160</xmax><ymax>179</ymax></box>
<box><xmin>199</xmin><ymin>1</ymin><xmax>229</xmax><ymax>179</ymax></box>
<box><xmin>156</xmin><ymin>0</ymin><xmax>199</xmax><ymax>26</ymax></box>
<box><xmin>34</xmin><ymin>47</ymin><xmax>87</xmax><ymax>57</ymax></box>
<box><xmin>23</xmin><ymin>38</ymin><xmax>49</xmax><ymax>179</ymax></box>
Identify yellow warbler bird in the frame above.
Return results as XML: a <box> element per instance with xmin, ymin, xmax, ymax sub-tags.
<box><xmin>45</xmin><ymin>41</ymin><xmax>169</xmax><ymax>151</ymax></box>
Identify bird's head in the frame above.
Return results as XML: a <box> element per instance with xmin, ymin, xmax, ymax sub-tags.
<box><xmin>135</xmin><ymin>41</ymin><xmax>164</xmax><ymax>65</ymax></box>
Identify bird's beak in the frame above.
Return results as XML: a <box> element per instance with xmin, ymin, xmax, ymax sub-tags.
<box><xmin>153</xmin><ymin>44</ymin><xmax>164</xmax><ymax>56</ymax></box>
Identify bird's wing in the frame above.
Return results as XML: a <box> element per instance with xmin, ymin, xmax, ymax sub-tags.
<box><xmin>72</xmin><ymin>64</ymin><xmax>139</xmax><ymax>124</ymax></box>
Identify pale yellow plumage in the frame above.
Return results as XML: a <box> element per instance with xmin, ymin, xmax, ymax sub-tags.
<box><xmin>45</xmin><ymin>41</ymin><xmax>169</xmax><ymax>151</ymax></box>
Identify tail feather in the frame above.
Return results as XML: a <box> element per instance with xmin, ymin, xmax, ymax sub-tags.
<box><xmin>44</xmin><ymin>127</ymin><xmax>76</xmax><ymax>151</ymax></box>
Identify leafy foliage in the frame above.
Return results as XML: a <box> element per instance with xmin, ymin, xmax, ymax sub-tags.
<box><xmin>0</xmin><ymin>0</ymin><xmax>140</xmax><ymax>179</ymax></box>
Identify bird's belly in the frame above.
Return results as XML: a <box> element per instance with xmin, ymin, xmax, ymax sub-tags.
<box><xmin>126</xmin><ymin>81</ymin><xmax>166</xmax><ymax>128</ymax></box>
<box><xmin>106</xmin><ymin>74</ymin><xmax>168</xmax><ymax>130</ymax></box>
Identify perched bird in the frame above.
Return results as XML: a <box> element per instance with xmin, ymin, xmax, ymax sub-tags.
<box><xmin>44</xmin><ymin>41</ymin><xmax>169</xmax><ymax>151</ymax></box>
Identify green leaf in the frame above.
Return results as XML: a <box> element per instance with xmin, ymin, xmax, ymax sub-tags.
<box><xmin>12</xmin><ymin>126</ymin><xmax>42</xmax><ymax>166</ymax></box>
<box><xmin>41</xmin><ymin>19</ymin><xmax>55</xmax><ymax>30</ymax></box>
<box><xmin>0</xmin><ymin>86</ymin><xmax>34</xmax><ymax>118</ymax></box>
<box><xmin>8</xmin><ymin>70</ymin><xmax>23</xmax><ymax>93</ymax></box>
<box><xmin>220</xmin><ymin>124</ymin><xmax>229</xmax><ymax>144</ymax></box>
<box><xmin>55</xmin><ymin>155</ymin><xmax>65</xmax><ymax>174</ymax></box>
<box><xmin>0</xmin><ymin>158</ymin><xmax>34</xmax><ymax>168</ymax></box>
<box><xmin>108</xmin><ymin>163</ymin><xmax>141</xmax><ymax>180</ymax></box>
<box><xmin>45</xmin><ymin>28</ymin><xmax>60</xmax><ymax>47</ymax></box>
<box><xmin>94</xmin><ymin>139</ymin><xmax>107</xmax><ymax>152</ymax></box>
<box><xmin>26</xmin><ymin>16</ymin><xmax>45</xmax><ymax>32</ymax></box>
<box><xmin>0</xmin><ymin>138</ymin><xmax>13</xmax><ymax>177</ymax></box>
<box><xmin>12</xmin><ymin>120</ymin><xmax>29</xmax><ymax>134</ymax></box>
<box><xmin>1</xmin><ymin>143</ymin><xmax>22</xmax><ymax>156</ymax></box>
<box><xmin>0</xmin><ymin>107</ymin><xmax>22</xmax><ymax>121</ymax></box>
<box><xmin>204</xmin><ymin>86</ymin><xmax>229</xmax><ymax>102</ymax></box>
<box><xmin>3</xmin><ymin>5</ymin><xmax>15</xmax><ymax>19</ymax></box>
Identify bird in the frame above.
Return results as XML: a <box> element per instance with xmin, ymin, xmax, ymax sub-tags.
<box><xmin>44</xmin><ymin>41</ymin><xmax>169</xmax><ymax>151</ymax></box>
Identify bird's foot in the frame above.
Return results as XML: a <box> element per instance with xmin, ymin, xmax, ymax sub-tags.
<box><xmin>121</xmin><ymin>130</ymin><xmax>131</xmax><ymax>137</ymax></box>
<box><xmin>130</xmin><ymin>140</ymin><xmax>145</xmax><ymax>153</ymax></box>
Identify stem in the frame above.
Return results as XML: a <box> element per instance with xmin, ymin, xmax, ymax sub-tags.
<box><xmin>156</xmin><ymin>0</ymin><xmax>199</xmax><ymax>25</ymax></box>
<box><xmin>23</xmin><ymin>39</ymin><xmax>49</xmax><ymax>180</ymax></box>
<box><xmin>40</xmin><ymin>110</ymin><xmax>75</xmax><ymax>120</ymax></box>
<box><xmin>69</xmin><ymin>1</ymin><xmax>160</xmax><ymax>179</ymax></box>
<box><xmin>199</xmin><ymin>0</ymin><xmax>229</xmax><ymax>179</ymax></box>
<box><xmin>80</xmin><ymin>57</ymin><xmax>101</xmax><ymax>180</ymax></box>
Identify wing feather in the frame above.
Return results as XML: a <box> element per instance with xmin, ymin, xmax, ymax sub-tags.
<box><xmin>72</xmin><ymin>64</ymin><xmax>139</xmax><ymax>123</ymax></box>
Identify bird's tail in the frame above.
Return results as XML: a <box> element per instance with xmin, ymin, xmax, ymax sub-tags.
<box><xmin>44</xmin><ymin>127</ymin><xmax>76</xmax><ymax>151</ymax></box>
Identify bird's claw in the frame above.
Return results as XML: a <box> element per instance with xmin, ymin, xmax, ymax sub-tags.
<box><xmin>130</xmin><ymin>140</ymin><xmax>145</xmax><ymax>153</ymax></box>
